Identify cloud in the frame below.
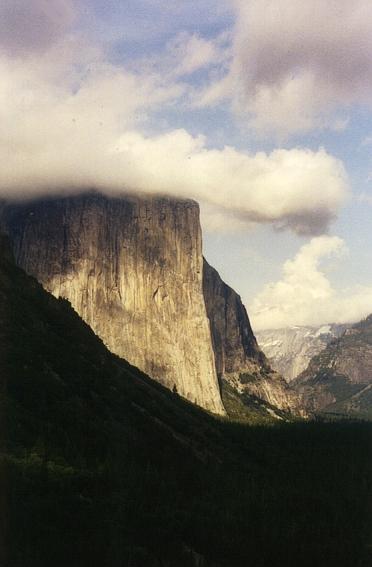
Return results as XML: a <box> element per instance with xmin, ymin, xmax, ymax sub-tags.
<box><xmin>0</xmin><ymin>83</ymin><xmax>348</xmax><ymax>234</ymax></box>
<box><xmin>200</xmin><ymin>202</ymin><xmax>256</xmax><ymax>233</ymax></box>
<box><xmin>127</xmin><ymin>29</ymin><xmax>231</xmax><ymax>88</ymax></box>
<box><xmin>112</xmin><ymin>134</ymin><xmax>348</xmax><ymax>235</ymax></box>
<box><xmin>250</xmin><ymin>236</ymin><xmax>372</xmax><ymax>330</ymax></box>
<box><xmin>0</xmin><ymin>0</ymin><xmax>348</xmax><ymax>235</ymax></box>
<box><xmin>81</xmin><ymin>0</ymin><xmax>234</xmax><ymax>55</ymax></box>
<box><xmin>200</xmin><ymin>0</ymin><xmax>372</xmax><ymax>135</ymax></box>
<box><xmin>166</xmin><ymin>32</ymin><xmax>230</xmax><ymax>77</ymax></box>
<box><xmin>0</xmin><ymin>0</ymin><xmax>77</xmax><ymax>56</ymax></box>
<box><xmin>357</xmin><ymin>193</ymin><xmax>372</xmax><ymax>206</ymax></box>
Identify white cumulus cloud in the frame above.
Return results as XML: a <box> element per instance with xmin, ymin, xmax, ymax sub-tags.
<box><xmin>250</xmin><ymin>236</ymin><xmax>372</xmax><ymax>330</ymax></box>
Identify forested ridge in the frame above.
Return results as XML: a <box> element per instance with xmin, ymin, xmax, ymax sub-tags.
<box><xmin>1</xmin><ymin>238</ymin><xmax>372</xmax><ymax>567</ymax></box>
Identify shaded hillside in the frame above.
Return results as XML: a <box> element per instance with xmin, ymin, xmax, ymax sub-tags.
<box><xmin>1</xmin><ymin>236</ymin><xmax>372</xmax><ymax>567</ymax></box>
<box><xmin>0</xmin><ymin>234</ymin><xmax>232</xmax><ymax>566</ymax></box>
<box><xmin>203</xmin><ymin>260</ymin><xmax>300</xmax><ymax>416</ymax></box>
<box><xmin>294</xmin><ymin>315</ymin><xmax>372</xmax><ymax>417</ymax></box>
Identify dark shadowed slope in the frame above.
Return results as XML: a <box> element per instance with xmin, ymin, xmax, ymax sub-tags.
<box><xmin>203</xmin><ymin>259</ymin><xmax>300</xmax><ymax>418</ymax></box>
<box><xmin>1</xmin><ymin>235</ymin><xmax>372</xmax><ymax>567</ymax></box>
<box><xmin>0</xmin><ymin>233</ymin><xmax>233</xmax><ymax>566</ymax></box>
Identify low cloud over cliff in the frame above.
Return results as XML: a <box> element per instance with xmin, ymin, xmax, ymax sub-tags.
<box><xmin>0</xmin><ymin>0</ymin><xmax>349</xmax><ymax>235</ymax></box>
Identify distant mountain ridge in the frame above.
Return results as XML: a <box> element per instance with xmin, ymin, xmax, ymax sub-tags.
<box><xmin>256</xmin><ymin>324</ymin><xmax>350</xmax><ymax>382</ymax></box>
<box><xmin>293</xmin><ymin>315</ymin><xmax>372</xmax><ymax>417</ymax></box>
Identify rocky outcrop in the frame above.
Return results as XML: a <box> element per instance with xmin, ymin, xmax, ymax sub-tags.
<box><xmin>203</xmin><ymin>260</ymin><xmax>299</xmax><ymax>413</ymax></box>
<box><xmin>256</xmin><ymin>324</ymin><xmax>350</xmax><ymax>382</ymax></box>
<box><xmin>293</xmin><ymin>315</ymin><xmax>372</xmax><ymax>417</ymax></box>
<box><xmin>1</xmin><ymin>191</ymin><xmax>302</xmax><ymax>418</ymax></box>
<box><xmin>1</xmin><ymin>193</ymin><xmax>225</xmax><ymax>415</ymax></box>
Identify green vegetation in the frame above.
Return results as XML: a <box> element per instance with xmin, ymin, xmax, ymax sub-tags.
<box><xmin>1</xmin><ymin>239</ymin><xmax>372</xmax><ymax>567</ymax></box>
<box><xmin>221</xmin><ymin>379</ymin><xmax>290</xmax><ymax>424</ymax></box>
<box><xmin>238</xmin><ymin>371</ymin><xmax>258</xmax><ymax>384</ymax></box>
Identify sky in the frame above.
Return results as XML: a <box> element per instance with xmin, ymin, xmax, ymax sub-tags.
<box><xmin>1</xmin><ymin>0</ymin><xmax>372</xmax><ymax>330</ymax></box>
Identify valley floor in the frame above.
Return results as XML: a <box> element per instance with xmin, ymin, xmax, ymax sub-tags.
<box><xmin>2</xmin><ymin>238</ymin><xmax>371</xmax><ymax>567</ymax></box>
<box><xmin>3</xmin><ymin>419</ymin><xmax>372</xmax><ymax>567</ymax></box>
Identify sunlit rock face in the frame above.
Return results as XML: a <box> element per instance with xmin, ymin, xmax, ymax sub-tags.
<box><xmin>1</xmin><ymin>193</ymin><xmax>225</xmax><ymax>415</ymax></box>
<box><xmin>203</xmin><ymin>261</ymin><xmax>299</xmax><ymax>413</ymax></box>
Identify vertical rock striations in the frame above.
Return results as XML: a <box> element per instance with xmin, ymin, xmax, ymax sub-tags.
<box><xmin>1</xmin><ymin>193</ymin><xmax>225</xmax><ymax>415</ymax></box>
<box><xmin>203</xmin><ymin>260</ymin><xmax>298</xmax><ymax>413</ymax></box>
<box><xmin>2</xmin><ymin>191</ymin><xmax>300</xmax><ymax>418</ymax></box>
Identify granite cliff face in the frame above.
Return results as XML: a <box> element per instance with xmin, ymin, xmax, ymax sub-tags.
<box><xmin>256</xmin><ymin>324</ymin><xmax>350</xmax><ymax>382</ymax></box>
<box><xmin>1</xmin><ymin>192</ymin><xmax>300</xmax><ymax>418</ymax></box>
<box><xmin>293</xmin><ymin>315</ymin><xmax>372</xmax><ymax>417</ymax></box>
<box><xmin>203</xmin><ymin>260</ymin><xmax>298</xmax><ymax>413</ymax></box>
<box><xmin>1</xmin><ymin>193</ymin><xmax>224</xmax><ymax>414</ymax></box>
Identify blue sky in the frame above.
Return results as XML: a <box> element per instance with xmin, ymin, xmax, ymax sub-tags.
<box><xmin>1</xmin><ymin>0</ymin><xmax>372</xmax><ymax>329</ymax></box>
